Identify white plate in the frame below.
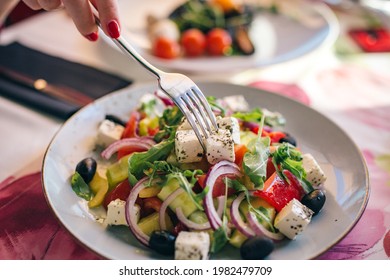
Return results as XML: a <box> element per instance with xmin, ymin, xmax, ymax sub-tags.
<box><xmin>104</xmin><ymin>0</ymin><xmax>339</xmax><ymax>73</ymax></box>
<box><xmin>42</xmin><ymin>82</ymin><xmax>369</xmax><ymax>260</ymax></box>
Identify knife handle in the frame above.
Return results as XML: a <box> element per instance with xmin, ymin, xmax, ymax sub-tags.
<box><xmin>0</xmin><ymin>66</ymin><xmax>94</xmax><ymax>107</ymax></box>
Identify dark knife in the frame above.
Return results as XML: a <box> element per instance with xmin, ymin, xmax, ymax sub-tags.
<box><xmin>0</xmin><ymin>66</ymin><xmax>94</xmax><ymax>106</ymax></box>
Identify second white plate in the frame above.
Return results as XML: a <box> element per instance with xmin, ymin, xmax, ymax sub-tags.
<box><xmin>105</xmin><ymin>0</ymin><xmax>339</xmax><ymax>73</ymax></box>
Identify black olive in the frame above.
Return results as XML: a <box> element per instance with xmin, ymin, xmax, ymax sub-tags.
<box><xmin>149</xmin><ymin>230</ymin><xmax>176</xmax><ymax>256</ymax></box>
<box><xmin>279</xmin><ymin>133</ymin><xmax>297</xmax><ymax>146</ymax></box>
<box><xmin>75</xmin><ymin>157</ymin><xmax>97</xmax><ymax>184</ymax></box>
<box><xmin>301</xmin><ymin>189</ymin><xmax>326</xmax><ymax>215</ymax></box>
<box><xmin>240</xmin><ymin>236</ymin><xmax>274</xmax><ymax>260</ymax></box>
<box><xmin>105</xmin><ymin>114</ymin><xmax>126</xmax><ymax>127</ymax></box>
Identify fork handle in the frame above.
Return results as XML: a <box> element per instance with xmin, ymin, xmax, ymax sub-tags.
<box><xmin>90</xmin><ymin>5</ymin><xmax>163</xmax><ymax>79</ymax></box>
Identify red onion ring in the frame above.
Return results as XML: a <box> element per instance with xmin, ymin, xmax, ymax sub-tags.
<box><xmin>175</xmin><ymin>207</ymin><xmax>211</xmax><ymax>231</ymax></box>
<box><xmin>125</xmin><ymin>177</ymin><xmax>150</xmax><ymax>246</ymax></box>
<box><xmin>230</xmin><ymin>192</ymin><xmax>255</xmax><ymax>238</ymax></box>
<box><xmin>203</xmin><ymin>160</ymin><xmax>241</xmax><ymax>230</ymax></box>
<box><xmin>101</xmin><ymin>137</ymin><xmax>155</xmax><ymax>160</ymax></box>
<box><xmin>159</xmin><ymin>188</ymin><xmax>184</xmax><ymax>230</ymax></box>
<box><xmin>216</xmin><ymin>196</ymin><xmax>226</xmax><ymax>218</ymax></box>
<box><xmin>246</xmin><ymin>211</ymin><xmax>285</xmax><ymax>242</ymax></box>
<box><xmin>154</xmin><ymin>90</ymin><xmax>174</xmax><ymax>106</ymax></box>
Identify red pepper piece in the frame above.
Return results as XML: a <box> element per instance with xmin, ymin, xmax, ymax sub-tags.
<box><xmin>254</xmin><ymin>170</ymin><xmax>305</xmax><ymax>212</ymax></box>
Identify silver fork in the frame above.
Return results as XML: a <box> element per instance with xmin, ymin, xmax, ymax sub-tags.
<box><xmin>92</xmin><ymin>10</ymin><xmax>218</xmax><ymax>150</ymax></box>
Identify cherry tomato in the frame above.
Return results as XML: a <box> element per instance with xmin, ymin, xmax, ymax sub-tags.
<box><xmin>153</xmin><ymin>37</ymin><xmax>180</xmax><ymax>59</ymax></box>
<box><xmin>103</xmin><ymin>179</ymin><xmax>131</xmax><ymax>210</ymax></box>
<box><xmin>198</xmin><ymin>173</ymin><xmax>237</xmax><ymax>198</ymax></box>
<box><xmin>253</xmin><ymin>170</ymin><xmax>305</xmax><ymax>212</ymax></box>
<box><xmin>206</xmin><ymin>28</ymin><xmax>232</xmax><ymax>56</ymax></box>
<box><xmin>180</xmin><ymin>28</ymin><xmax>206</xmax><ymax>57</ymax></box>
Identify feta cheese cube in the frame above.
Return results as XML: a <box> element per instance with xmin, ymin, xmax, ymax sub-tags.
<box><xmin>105</xmin><ymin>199</ymin><xmax>140</xmax><ymax>226</ymax></box>
<box><xmin>274</xmin><ymin>198</ymin><xmax>314</xmax><ymax>240</ymax></box>
<box><xmin>175</xmin><ymin>231</ymin><xmax>210</xmax><ymax>260</ymax></box>
<box><xmin>97</xmin><ymin>119</ymin><xmax>124</xmax><ymax>147</ymax></box>
<box><xmin>177</xmin><ymin>117</ymin><xmax>193</xmax><ymax>131</ymax></box>
<box><xmin>138</xmin><ymin>93</ymin><xmax>166</xmax><ymax>117</ymax></box>
<box><xmin>222</xmin><ymin>95</ymin><xmax>250</xmax><ymax>112</ymax></box>
<box><xmin>217</xmin><ymin>116</ymin><xmax>241</xmax><ymax>144</ymax></box>
<box><xmin>205</xmin><ymin>129</ymin><xmax>235</xmax><ymax>165</ymax></box>
<box><xmin>175</xmin><ymin>130</ymin><xmax>204</xmax><ymax>163</ymax></box>
<box><xmin>302</xmin><ymin>154</ymin><xmax>327</xmax><ymax>186</ymax></box>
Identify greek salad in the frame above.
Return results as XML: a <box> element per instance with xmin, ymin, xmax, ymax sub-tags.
<box><xmin>70</xmin><ymin>91</ymin><xmax>327</xmax><ymax>260</ymax></box>
<box><xmin>148</xmin><ymin>0</ymin><xmax>259</xmax><ymax>59</ymax></box>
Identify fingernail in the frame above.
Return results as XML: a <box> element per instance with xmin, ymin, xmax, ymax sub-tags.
<box><xmin>85</xmin><ymin>32</ymin><xmax>99</xmax><ymax>42</ymax></box>
<box><xmin>107</xmin><ymin>20</ymin><xmax>120</xmax><ymax>39</ymax></box>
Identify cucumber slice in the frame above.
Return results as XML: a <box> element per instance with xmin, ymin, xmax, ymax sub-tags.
<box><xmin>229</xmin><ymin>229</ymin><xmax>248</xmax><ymax>248</ymax></box>
<box><xmin>106</xmin><ymin>154</ymin><xmax>132</xmax><ymax>189</ymax></box>
<box><xmin>189</xmin><ymin>210</ymin><xmax>209</xmax><ymax>224</ymax></box>
<box><xmin>157</xmin><ymin>179</ymin><xmax>197</xmax><ymax>217</ymax></box>
<box><xmin>138</xmin><ymin>212</ymin><xmax>173</xmax><ymax>236</ymax></box>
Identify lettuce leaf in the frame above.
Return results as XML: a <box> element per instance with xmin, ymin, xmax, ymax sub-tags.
<box><xmin>128</xmin><ymin>138</ymin><xmax>175</xmax><ymax>186</ymax></box>
<box><xmin>272</xmin><ymin>143</ymin><xmax>314</xmax><ymax>193</ymax></box>
<box><xmin>232</xmin><ymin>108</ymin><xmax>286</xmax><ymax>128</ymax></box>
<box><xmin>242</xmin><ymin>136</ymin><xmax>270</xmax><ymax>189</ymax></box>
<box><xmin>145</xmin><ymin>160</ymin><xmax>206</xmax><ymax>210</ymax></box>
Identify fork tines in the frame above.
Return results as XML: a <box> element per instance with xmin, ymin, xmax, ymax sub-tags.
<box><xmin>176</xmin><ymin>87</ymin><xmax>218</xmax><ymax>150</ymax></box>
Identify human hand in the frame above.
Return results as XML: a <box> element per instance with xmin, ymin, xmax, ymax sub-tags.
<box><xmin>21</xmin><ymin>0</ymin><xmax>120</xmax><ymax>41</ymax></box>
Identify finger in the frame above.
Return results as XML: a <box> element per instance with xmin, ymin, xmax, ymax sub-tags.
<box><xmin>22</xmin><ymin>0</ymin><xmax>42</xmax><ymax>10</ymax></box>
<box><xmin>37</xmin><ymin>0</ymin><xmax>63</xmax><ymax>11</ymax></box>
<box><xmin>94</xmin><ymin>0</ymin><xmax>120</xmax><ymax>39</ymax></box>
<box><xmin>61</xmin><ymin>0</ymin><xmax>98</xmax><ymax>41</ymax></box>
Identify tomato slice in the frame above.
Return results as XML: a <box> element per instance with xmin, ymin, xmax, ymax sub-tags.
<box><xmin>117</xmin><ymin>146</ymin><xmax>148</xmax><ymax>160</ymax></box>
<box><xmin>253</xmin><ymin>170</ymin><xmax>305</xmax><ymax>212</ymax></box>
<box><xmin>234</xmin><ymin>144</ymin><xmax>248</xmax><ymax>167</ymax></box>
<box><xmin>198</xmin><ymin>173</ymin><xmax>237</xmax><ymax>198</ymax></box>
<box><xmin>197</xmin><ymin>174</ymin><xmax>207</xmax><ymax>189</ymax></box>
<box><xmin>266</xmin><ymin>157</ymin><xmax>276</xmax><ymax>180</ymax></box>
<box><xmin>122</xmin><ymin>111</ymin><xmax>140</xmax><ymax>139</ymax></box>
<box><xmin>141</xmin><ymin>197</ymin><xmax>163</xmax><ymax>217</ymax></box>
<box><xmin>103</xmin><ymin>179</ymin><xmax>131</xmax><ymax>210</ymax></box>
<box><xmin>268</xmin><ymin>131</ymin><xmax>287</xmax><ymax>143</ymax></box>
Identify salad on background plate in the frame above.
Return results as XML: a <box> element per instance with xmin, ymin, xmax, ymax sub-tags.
<box><xmin>108</xmin><ymin>0</ymin><xmax>338</xmax><ymax>72</ymax></box>
<box><xmin>42</xmin><ymin>82</ymin><xmax>369</xmax><ymax>260</ymax></box>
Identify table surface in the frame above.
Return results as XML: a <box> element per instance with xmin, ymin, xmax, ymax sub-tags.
<box><xmin>1</xmin><ymin>2</ymin><xmax>390</xmax><ymax>260</ymax></box>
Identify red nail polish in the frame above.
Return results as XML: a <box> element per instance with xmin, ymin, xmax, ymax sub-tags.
<box><xmin>107</xmin><ymin>20</ymin><xmax>120</xmax><ymax>39</ymax></box>
<box><xmin>85</xmin><ymin>32</ymin><xmax>98</xmax><ymax>42</ymax></box>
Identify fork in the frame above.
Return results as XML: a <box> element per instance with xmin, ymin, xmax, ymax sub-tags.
<box><xmin>91</xmin><ymin>8</ymin><xmax>218</xmax><ymax>150</ymax></box>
